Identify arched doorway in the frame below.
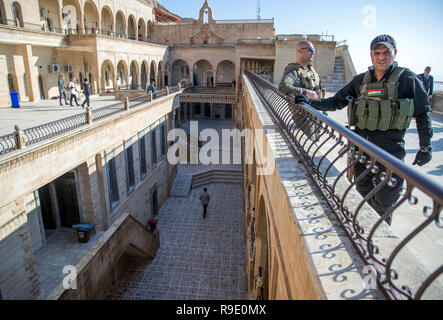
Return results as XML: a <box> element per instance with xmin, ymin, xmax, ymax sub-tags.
<box><xmin>116</xmin><ymin>60</ymin><xmax>128</xmax><ymax>88</ymax></box>
<box><xmin>193</xmin><ymin>60</ymin><xmax>213</xmax><ymax>87</ymax></box>
<box><xmin>115</xmin><ymin>11</ymin><xmax>126</xmax><ymax>38</ymax></box>
<box><xmin>12</xmin><ymin>1</ymin><xmax>23</xmax><ymax>27</ymax></box>
<box><xmin>101</xmin><ymin>60</ymin><xmax>115</xmax><ymax>92</ymax></box>
<box><xmin>62</xmin><ymin>0</ymin><xmax>82</xmax><ymax>33</ymax></box>
<box><xmin>0</xmin><ymin>0</ymin><xmax>6</xmax><ymax>25</ymax></box>
<box><xmin>127</xmin><ymin>15</ymin><xmax>136</xmax><ymax>40</ymax></box>
<box><xmin>150</xmin><ymin>61</ymin><xmax>156</xmax><ymax>86</ymax></box>
<box><xmin>171</xmin><ymin>60</ymin><xmax>190</xmax><ymax>86</ymax></box>
<box><xmin>216</xmin><ymin>60</ymin><xmax>235</xmax><ymax>86</ymax></box>
<box><xmin>83</xmin><ymin>0</ymin><xmax>99</xmax><ymax>33</ymax></box>
<box><xmin>101</xmin><ymin>6</ymin><xmax>114</xmax><ymax>35</ymax></box>
<box><xmin>141</xmin><ymin>61</ymin><xmax>148</xmax><ymax>90</ymax></box>
<box><xmin>138</xmin><ymin>18</ymin><xmax>146</xmax><ymax>41</ymax></box>
<box><xmin>157</xmin><ymin>62</ymin><xmax>163</xmax><ymax>88</ymax></box>
<box><xmin>146</xmin><ymin>20</ymin><xmax>153</xmax><ymax>40</ymax></box>
<box><xmin>129</xmin><ymin>61</ymin><xmax>139</xmax><ymax>89</ymax></box>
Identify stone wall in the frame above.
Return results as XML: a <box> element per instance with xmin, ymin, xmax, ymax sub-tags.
<box><xmin>335</xmin><ymin>45</ymin><xmax>357</xmax><ymax>83</ymax></box>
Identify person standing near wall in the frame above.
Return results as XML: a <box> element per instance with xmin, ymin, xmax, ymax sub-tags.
<box><xmin>418</xmin><ymin>66</ymin><xmax>434</xmax><ymax>102</ymax></box>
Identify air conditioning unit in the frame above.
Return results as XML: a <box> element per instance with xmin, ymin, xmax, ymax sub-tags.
<box><xmin>64</xmin><ymin>65</ymin><xmax>73</xmax><ymax>72</ymax></box>
<box><xmin>41</xmin><ymin>8</ymin><xmax>48</xmax><ymax>18</ymax></box>
<box><xmin>49</xmin><ymin>64</ymin><xmax>60</xmax><ymax>73</ymax></box>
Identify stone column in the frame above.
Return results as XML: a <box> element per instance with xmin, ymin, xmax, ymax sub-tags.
<box><xmin>210</xmin><ymin>103</ymin><xmax>214</xmax><ymax>119</ymax></box>
<box><xmin>57</xmin><ymin>0</ymin><xmax>63</xmax><ymax>31</ymax></box>
<box><xmin>21</xmin><ymin>45</ymin><xmax>38</xmax><ymax>102</ymax></box>
<box><xmin>77</xmin><ymin>157</ymin><xmax>108</xmax><ymax>231</ymax></box>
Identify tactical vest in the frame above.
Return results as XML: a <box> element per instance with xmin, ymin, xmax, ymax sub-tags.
<box><xmin>347</xmin><ymin>67</ymin><xmax>415</xmax><ymax>131</ymax></box>
<box><xmin>291</xmin><ymin>64</ymin><xmax>326</xmax><ymax>98</ymax></box>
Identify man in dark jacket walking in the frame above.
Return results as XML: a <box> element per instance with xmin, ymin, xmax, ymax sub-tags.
<box><xmin>58</xmin><ymin>75</ymin><xmax>68</xmax><ymax>106</ymax></box>
<box><xmin>199</xmin><ymin>187</ymin><xmax>211</xmax><ymax>219</ymax></box>
<box><xmin>81</xmin><ymin>78</ymin><xmax>91</xmax><ymax>108</ymax></box>
<box><xmin>418</xmin><ymin>66</ymin><xmax>434</xmax><ymax>101</ymax></box>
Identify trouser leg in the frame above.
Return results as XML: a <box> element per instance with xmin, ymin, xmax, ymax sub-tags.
<box><xmin>353</xmin><ymin>162</ymin><xmax>402</xmax><ymax>225</ymax></box>
<box><xmin>203</xmin><ymin>204</ymin><xmax>207</xmax><ymax>218</ymax></box>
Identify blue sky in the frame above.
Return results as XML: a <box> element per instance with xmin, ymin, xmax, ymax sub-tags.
<box><xmin>159</xmin><ymin>0</ymin><xmax>443</xmax><ymax>80</ymax></box>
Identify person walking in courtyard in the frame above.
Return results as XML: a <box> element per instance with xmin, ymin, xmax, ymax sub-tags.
<box><xmin>58</xmin><ymin>75</ymin><xmax>68</xmax><ymax>106</ymax></box>
<box><xmin>199</xmin><ymin>187</ymin><xmax>211</xmax><ymax>219</ymax></box>
<box><xmin>418</xmin><ymin>66</ymin><xmax>434</xmax><ymax>102</ymax></box>
<box><xmin>68</xmin><ymin>76</ymin><xmax>79</xmax><ymax>106</ymax></box>
<box><xmin>81</xmin><ymin>78</ymin><xmax>91</xmax><ymax>108</ymax></box>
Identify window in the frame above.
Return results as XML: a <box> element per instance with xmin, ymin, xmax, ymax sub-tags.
<box><xmin>139</xmin><ymin>133</ymin><xmax>147</xmax><ymax>178</ymax></box>
<box><xmin>107</xmin><ymin>156</ymin><xmax>119</xmax><ymax>208</ymax></box>
<box><xmin>160</xmin><ymin>121</ymin><xmax>166</xmax><ymax>158</ymax></box>
<box><xmin>125</xmin><ymin>141</ymin><xmax>135</xmax><ymax>192</ymax></box>
<box><xmin>151</xmin><ymin>127</ymin><xmax>157</xmax><ymax>167</ymax></box>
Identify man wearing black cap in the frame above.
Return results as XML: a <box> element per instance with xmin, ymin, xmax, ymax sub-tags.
<box><xmin>294</xmin><ymin>35</ymin><xmax>433</xmax><ymax>225</ymax></box>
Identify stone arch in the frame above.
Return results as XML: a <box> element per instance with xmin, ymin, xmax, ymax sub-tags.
<box><xmin>255</xmin><ymin>195</ymin><xmax>269</xmax><ymax>300</ymax></box>
<box><xmin>216</xmin><ymin>60</ymin><xmax>235</xmax><ymax>85</ymax></box>
<box><xmin>129</xmin><ymin>60</ymin><xmax>139</xmax><ymax>89</ymax></box>
<box><xmin>12</xmin><ymin>1</ymin><xmax>23</xmax><ymax>27</ymax></box>
<box><xmin>157</xmin><ymin>61</ymin><xmax>163</xmax><ymax>87</ymax></box>
<box><xmin>83</xmin><ymin>0</ymin><xmax>99</xmax><ymax>34</ymax></box>
<box><xmin>164</xmin><ymin>62</ymin><xmax>170</xmax><ymax>86</ymax></box>
<box><xmin>101</xmin><ymin>5</ymin><xmax>114</xmax><ymax>35</ymax></box>
<box><xmin>0</xmin><ymin>0</ymin><xmax>6</xmax><ymax>25</ymax></box>
<box><xmin>127</xmin><ymin>14</ymin><xmax>136</xmax><ymax>40</ymax></box>
<box><xmin>62</xmin><ymin>0</ymin><xmax>83</xmax><ymax>33</ymax></box>
<box><xmin>115</xmin><ymin>10</ymin><xmax>126</xmax><ymax>38</ymax></box>
<box><xmin>146</xmin><ymin>20</ymin><xmax>153</xmax><ymax>40</ymax></box>
<box><xmin>138</xmin><ymin>18</ymin><xmax>146</xmax><ymax>41</ymax></box>
<box><xmin>171</xmin><ymin>59</ymin><xmax>190</xmax><ymax>86</ymax></box>
<box><xmin>116</xmin><ymin>60</ymin><xmax>129</xmax><ymax>88</ymax></box>
<box><xmin>150</xmin><ymin>60</ymin><xmax>156</xmax><ymax>85</ymax></box>
<box><xmin>141</xmin><ymin>60</ymin><xmax>149</xmax><ymax>90</ymax></box>
<box><xmin>100</xmin><ymin>59</ymin><xmax>115</xmax><ymax>92</ymax></box>
<box><xmin>193</xmin><ymin>59</ymin><xmax>213</xmax><ymax>87</ymax></box>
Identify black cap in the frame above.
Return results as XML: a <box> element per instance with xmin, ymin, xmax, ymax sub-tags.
<box><xmin>370</xmin><ymin>35</ymin><xmax>396</xmax><ymax>51</ymax></box>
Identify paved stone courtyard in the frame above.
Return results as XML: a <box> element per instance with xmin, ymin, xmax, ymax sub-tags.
<box><xmin>106</xmin><ymin>182</ymin><xmax>246</xmax><ymax>300</ymax></box>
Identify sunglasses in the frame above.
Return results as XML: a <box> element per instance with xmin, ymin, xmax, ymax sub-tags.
<box><xmin>301</xmin><ymin>47</ymin><xmax>315</xmax><ymax>52</ymax></box>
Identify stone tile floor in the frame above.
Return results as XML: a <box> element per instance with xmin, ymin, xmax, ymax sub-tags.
<box><xmin>34</xmin><ymin>228</ymin><xmax>105</xmax><ymax>299</ymax></box>
<box><xmin>106</xmin><ymin>182</ymin><xmax>246</xmax><ymax>300</ymax></box>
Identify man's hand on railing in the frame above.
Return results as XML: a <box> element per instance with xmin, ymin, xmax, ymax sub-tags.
<box><xmin>294</xmin><ymin>95</ymin><xmax>311</xmax><ymax>105</ymax></box>
<box><xmin>412</xmin><ymin>147</ymin><xmax>432</xmax><ymax>166</ymax></box>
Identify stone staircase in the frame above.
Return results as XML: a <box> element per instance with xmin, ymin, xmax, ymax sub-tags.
<box><xmin>322</xmin><ymin>57</ymin><xmax>347</xmax><ymax>93</ymax></box>
<box><xmin>191</xmin><ymin>168</ymin><xmax>243</xmax><ymax>189</ymax></box>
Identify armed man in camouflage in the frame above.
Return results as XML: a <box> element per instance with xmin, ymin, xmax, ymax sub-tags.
<box><xmin>279</xmin><ymin>40</ymin><xmax>325</xmax><ymax>99</ymax></box>
<box><xmin>279</xmin><ymin>40</ymin><xmax>326</xmax><ymax>139</ymax></box>
<box><xmin>294</xmin><ymin>35</ymin><xmax>433</xmax><ymax>225</ymax></box>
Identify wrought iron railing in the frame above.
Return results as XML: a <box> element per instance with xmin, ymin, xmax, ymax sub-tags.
<box><xmin>434</xmin><ymin>81</ymin><xmax>443</xmax><ymax>94</ymax></box>
<box><xmin>0</xmin><ymin>86</ymin><xmax>180</xmax><ymax>156</ymax></box>
<box><xmin>244</xmin><ymin>69</ymin><xmax>443</xmax><ymax>300</ymax></box>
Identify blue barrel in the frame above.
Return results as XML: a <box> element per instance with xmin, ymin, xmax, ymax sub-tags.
<box><xmin>10</xmin><ymin>92</ymin><xmax>19</xmax><ymax>108</ymax></box>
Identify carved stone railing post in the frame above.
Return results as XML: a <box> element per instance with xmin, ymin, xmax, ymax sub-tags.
<box><xmin>166</xmin><ymin>86</ymin><xmax>169</xmax><ymax>95</ymax></box>
<box><xmin>124</xmin><ymin>97</ymin><xmax>130</xmax><ymax>110</ymax></box>
<box><xmin>86</xmin><ymin>107</ymin><xmax>93</xmax><ymax>124</ymax></box>
<box><xmin>14</xmin><ymin>125</ymin><xmax>26</xmax><ymax>149</ymax></box>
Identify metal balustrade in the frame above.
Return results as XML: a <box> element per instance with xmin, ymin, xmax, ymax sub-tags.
<box><xmin>434</xmin><ymin>81</ymin><xmax>443</xmax><ymax>94</ymax></box>
<box><xmin>0</xmin><ymin>86</ymin><xmax>180</xmax><ymax>156</ymax></box>
<box><xmin>244</xmin><ymin>69</ymin><xmax>443</xmax><ymax>300</ymax></box>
